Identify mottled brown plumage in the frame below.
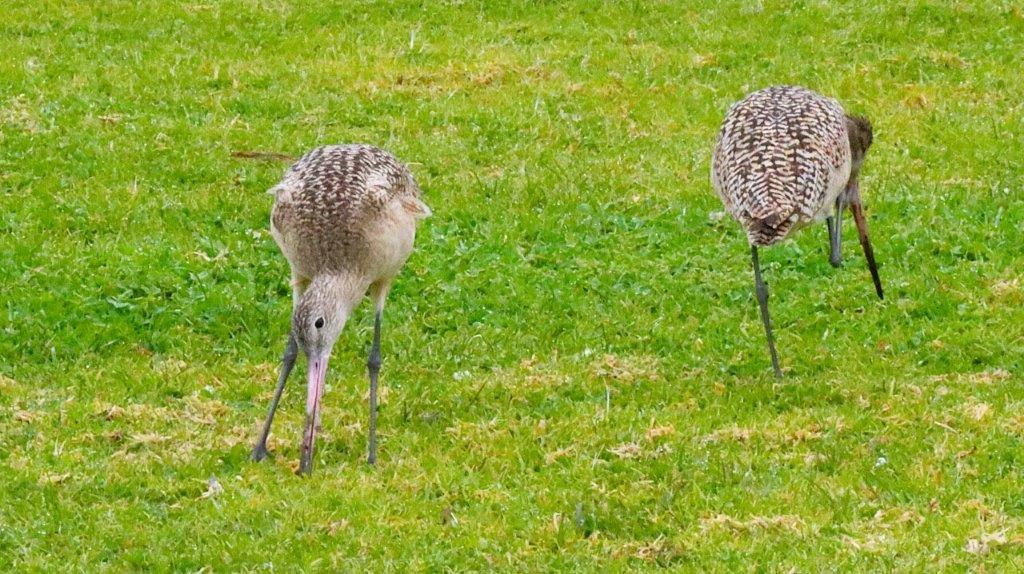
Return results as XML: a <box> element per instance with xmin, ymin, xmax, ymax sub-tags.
<box><xmin>711</xmin><ymin>86</ymin><xmax>883</xmax><ymax>377</ymax></box>
<box><xmin>253</xmin><ymin>144</ymin><xmax>431</xmax><ymax>473</ymax></box>
<box><xmin>713</xmin><ymin>85</ymin><xmax>852</xmax><ymax>245</ymax></box>
<box><xmin>270</xmin><ymin>144</ymin><xmax>428</xmax><ymax>276</ymax></box>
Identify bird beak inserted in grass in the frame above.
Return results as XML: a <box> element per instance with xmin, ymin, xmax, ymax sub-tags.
<box><xmin>847</xmin><ymin>178</ymin><xmax>884</xmax><ymax>300</ymax></box>
<box><xmin>299</xmin><ymin>354</ymin><xmax>330</xmax><ymax>475</ymax></box>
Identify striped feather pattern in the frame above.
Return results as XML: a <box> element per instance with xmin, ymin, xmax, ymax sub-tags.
<box><xmin>712</xmin><ymin>86</ymin><xmax>852</xmax><ymax>246</ymax></box>
<box><xmin>269</xmin><ymin>144</ymin><xmax>424</xmax><ymax>272</ymax></box>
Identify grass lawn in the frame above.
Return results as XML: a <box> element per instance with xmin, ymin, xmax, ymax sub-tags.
<box><xmin>2</xmin><ymin>0</ymin><xmax>1024</xmax><ymax>570</ymax></box>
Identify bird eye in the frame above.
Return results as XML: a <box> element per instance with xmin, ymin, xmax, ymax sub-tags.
<box><xmin>314</xmin><ymin>317</ymin><xmax>325</xmax><ymax>329</ymax></box>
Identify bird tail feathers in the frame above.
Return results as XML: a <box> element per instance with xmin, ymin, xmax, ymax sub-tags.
<box><xmin>400</xmin><ymin>196</ymin><xmax>432</xmax><ymax>219</ymax></box>
<box><xmin>745</xmin><ymin>209</ymin><xmax>795</xmax><ymax>245</ymax></box>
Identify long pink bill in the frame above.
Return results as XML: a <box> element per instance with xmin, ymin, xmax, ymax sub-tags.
<box><xmin>298</xmin><ymin>354</ymin><xmax>329</xmax><ymax>475</ymax></box>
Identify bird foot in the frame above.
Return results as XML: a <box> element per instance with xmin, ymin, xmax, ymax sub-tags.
<box><xmin>298</xmin><ymin>449</ymin><xmax>313</xmax><ymax>475</ymax></box>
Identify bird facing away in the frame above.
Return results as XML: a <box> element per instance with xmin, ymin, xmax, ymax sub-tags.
<box><xmin>712</xmin><ymin>85</ymin><xmax>883</xmax><ymax>377</ymax></box>
<box><xmin>251</xmin><ymin>144</ymin><xmax>431</xmax><ymax>474</ymax></box>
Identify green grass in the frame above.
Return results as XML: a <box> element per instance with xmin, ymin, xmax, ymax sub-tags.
<box><xmin>2</xmin><ymin>0</ymin><xmax>1024</xmax><ymax>570</ymax></box>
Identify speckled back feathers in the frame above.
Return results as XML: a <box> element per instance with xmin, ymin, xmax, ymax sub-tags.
<box><xmin>271</xmin><ymin>144</ymin><xmax>421</xmax><ymax>229</ymax></box>
<box><xmin>712</xmin><ymin>86</ymin><xmax>853</xmax><ymax>245</ymax></box>
<box><xmin>269</xmin><ymin>144</ymin><xmax>427</xmax><ymax>275</ymax></box>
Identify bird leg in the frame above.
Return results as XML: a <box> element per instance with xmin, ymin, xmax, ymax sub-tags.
<box><xmin>252</xmin><ymin>332</ymin><xmax>298</xmax><ymax>461</ymax></box>
<box><xmin>847</xmin><ymin>180</ymin><xmax>884</xmax><ymax>300</ymax></box>
<box><xmin>367</xmin><ymin>309</ymin><xmax>382</xmax><ymax>465</ymax></box>
<box><xmin>828</xmin><ymin>196</ymin><xmax>844</xmax><ymax>268</ymax></box>
<box><xmin>752</xmin><ymin>245</ymin><xmax>782</xmax><ymax>378</ymax></box>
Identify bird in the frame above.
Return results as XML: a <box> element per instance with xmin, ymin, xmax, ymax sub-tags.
<box><xmin>250</xmin><ymin>144</ymin><xmax>431</xmax><ymax>474</ymax></box>
<box><xmin>711</xmin><ymin>85</ymin><xmax>883</xmax><ymax>377</ymax></box>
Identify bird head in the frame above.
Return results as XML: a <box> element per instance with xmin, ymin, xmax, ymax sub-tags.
<box><xmin>291</xmin><ymin>274</ymin><xmax>361</xmax><ymax>474</ymax></box>
<box><xmin>846</xmin><ymin>114</ymin><xmax>873</xmax><ymax>174</ymax></box>
<box><xmin>292</xmin><ymin>282</ymin><xmax>349</xmax><ymax>364</ymax></box>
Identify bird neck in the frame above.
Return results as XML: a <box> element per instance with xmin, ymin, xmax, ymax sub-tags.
<box><xmin>308</xmin><ymin>273</ymin><xmax>368</xmax><ymax>319</ymax></box>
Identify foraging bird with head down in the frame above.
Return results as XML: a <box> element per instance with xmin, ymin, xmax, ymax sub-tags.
<box><xmin>712</xmin><ymin>85</ymin><xmax>883</xmax><ymax>377</ymax></box>
<box><xmin>251</xmin><ymin>144</ymin><xmax>431</xmax><ymax>474</ymax></box>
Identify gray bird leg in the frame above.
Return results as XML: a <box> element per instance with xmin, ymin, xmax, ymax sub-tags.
<box><xmin>828</xmin><ymin>196</ymin><xmax>844</xmax><ymax>268</ymax></box>
<box><xmin>252</xmin><ymin>332</ymin><xmax>298</xmax><ymax>461</ymax></box>
<box><xmin>367</xmin><ymin>310</ymin><xmax>382</xmax><ymax>465</ymax></box>
<box><xmin>752</xmin><ymin>245</ymin><xmax>782</xmax><ymax>378</ymax></box>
